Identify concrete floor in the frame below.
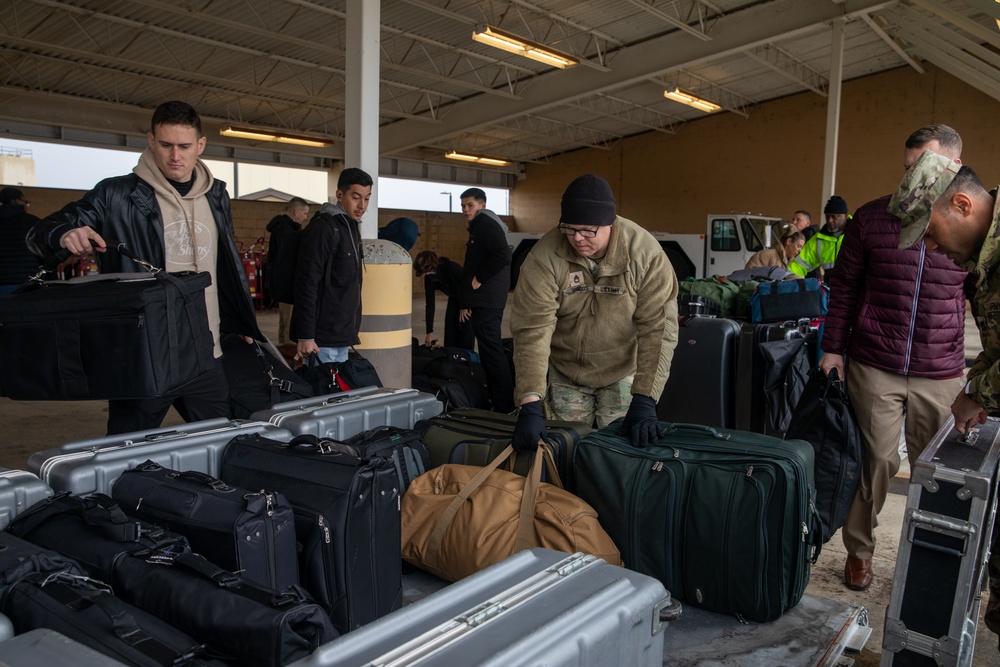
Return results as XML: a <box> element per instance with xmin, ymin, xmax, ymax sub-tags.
<box><xmin>0</xmin><ymin>300</ymin><xmax>998</xmax><ymax>666</ymax></box>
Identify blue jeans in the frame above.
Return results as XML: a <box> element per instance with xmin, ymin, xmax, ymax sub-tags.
<box><xmin>317</xmin><ymin>346</ymin><xmax>349</xmax><ymax>363</ymax></box>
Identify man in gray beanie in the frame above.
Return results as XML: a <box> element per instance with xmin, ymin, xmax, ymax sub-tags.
<box><xmin>510</xmin><ymin>173</ymin><xmax>679</xmax><ymax>449</ymax></box>
<box><xmin>790</xmin><ymin>195</ymin><xmax>850</xmax><ymax>278</ymax></box>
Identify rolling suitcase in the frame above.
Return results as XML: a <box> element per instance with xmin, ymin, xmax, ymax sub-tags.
<box><xmin>286</xmin><ymin>549</ymin><xmax>673</xmax><ymax>667</ymax></box>
<box><xmin>735</xmin><ymin>319</ymin><xmax>817</xmax><ymax>436</ymax></box>
<box><xmin>221</xmin><ymin>433</ymin><xmax>402</xmax><ymax>635</ymax></box>
<box><xmin>882</xmin><ymin>415</ymin><xmax>1000</xmax><ymax>667</ymax></box>
<box><xmin>6</xmin><ymin>493</ymin><xmax>336</xmax><ymax>667</ymax></box>
<box><xmin>657</xmin><ymin>316</ymin><xmax>741</xmax><ymax>428</ymax></box>
<box><xmin>415</xmin><ymin>408</ymin><xmax>591</xmax><ymax>487</ymax></box>
<box><xmin>573</xmin><ymin>420</ymin><xmax>821</xmax><ymax>622</ymax></box>
<box><xmin>0</xmin><ymin>467</ymin><xmax>54</xmax><ymax>530</ymax></box>
<box><xmin>111</xmin><ymin>460</ymin><xmax>299</xmax><ymax>591</ymax></box>
<box><xmin>249</xmin><ymin>387</ymin><xmax>442</xmax><ymax>441</ymax></box>
<box><xmin>27</xmin><ymin>418</ymin><xmax>294</xmax><ymax>496</ymax></box>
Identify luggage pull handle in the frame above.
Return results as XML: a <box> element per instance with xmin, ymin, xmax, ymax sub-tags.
<box><xmin>906</xmin><ymin>509</ymin><xmax>974</xmax><ymax>557</ymax></box>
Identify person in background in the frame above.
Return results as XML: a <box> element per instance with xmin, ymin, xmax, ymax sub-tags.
<box><xmin>887</xmin><ymin>147</ymin><xmax>1000</xmax><ymax>649</ymax></box>
<box><xmin>790</xmin><ymin>196</ymin><xmax>849</xmax><ymax>278</ymax></box>
<box><xmin>413</xmin><ymin>250</ymin><xmax>474</xmax><ymax>349</ymax></box>
<box><xmin>820</xmin><ymin>124</ymin><xmax>967</xmax><ymax>592</ymax></box>
<box><xmin>791</xmin><ymin>209</ymin><xmax>817</xmax><ymax>241</ymax></box>
<box><xmin>378</xmin><ymin>217</ymin><xmax>419</xmax><ymax>251</ymax></box>
<box><xmin>27</xmin><ymin>100</ymin><xmax>262</xmax><ymax>434</ymax></box>
<box><xmin>0</xmin><ymin>187</ymin><xmax>40</xmax><ymax>295</ymax></box>
<box><xmin>458</xmin><ymin>187</ymin><xmax>515</xmax><ymax>413</ymax></box>
<box><xmin>745</xmin><ymin>228</ymin><xmax>805</xmax><ymax>270</ymax></box>
<box><xmin>265</xmin><ymin>197</ymin><xmax>309</xmax><ymax>345</ymax></box>
<box><xmin>291</xmin><ymin>167</ymin><xmax>371</xmax><ymax>364</ymax></box>
<box><xmin>510</xmin><ymin>173</ymin><xmax>678</xmax><ymax>450</ymax></box>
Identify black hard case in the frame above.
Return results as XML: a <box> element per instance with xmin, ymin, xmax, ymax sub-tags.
<box><xmin>658</xmin><ymin>316</ymin><xmax>741</xmax><ymax>428</ymax></box>
<box><xmin>221</xmin><ymin>433</ymin><xmax>403</xmax><ymax>635</ymax></box>
<box><xmin>111</xmin><ymin>460</ymin><xmax>299</xmax><ymax>592</ymax></box>
<box><xmin>882</xmin><ymin>416</ymin><xmax>1000</xmax><ymax>667</ymax></box>
<box><xmin>0</xmin><ymin>271</ymin><xmax>215</xmax><ymax>400</ymax></box>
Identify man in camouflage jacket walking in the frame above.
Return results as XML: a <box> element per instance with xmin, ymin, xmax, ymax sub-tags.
<box><xmin>890</xmin><ymin>148</ymin><xmax>1000</xmax><ymax>648</ymax></box>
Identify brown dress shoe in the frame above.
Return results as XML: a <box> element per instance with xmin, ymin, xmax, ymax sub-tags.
<box><xmin>844</xmin><ymin>556</ymin><xmax>872</xmax><ymax>591</ymax></box>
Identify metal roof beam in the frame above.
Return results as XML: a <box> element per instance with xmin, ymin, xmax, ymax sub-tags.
<box><xmin>906</xmin><ymin>0</ymin><xmax>1000</xmax><ymax>52</ymax></box>
<box><xmin>859</xmin><ymin>13</ymin><xmax>925</xmax><ymax>74</ymax></box>
<box><xmin>567</xmin><ymin>95</ymin><xmax>685</xmax><ymax>134</ymax></box>
<box><xmin>743</xmin><ymin>43</ymin><xmax>829</xmax><ymax>96</ymax></box>
<box><xmin>380</xmin><ymin>0</ymin><xmax>894</xmax><ymax>153</ymax></box>
<box><xmin>622</xmin><ymin>0</ymin><xmax>722</xmax><ymax>42</ymax></box>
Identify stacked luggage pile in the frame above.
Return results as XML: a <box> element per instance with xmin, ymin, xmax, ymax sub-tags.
<box><xmin>0</xmin><ymin>376</ymin><xmax>838</xmax><ymax>666</ymax></box>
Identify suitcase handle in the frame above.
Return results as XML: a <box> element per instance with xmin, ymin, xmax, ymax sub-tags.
<box><xmin>166</xmin><ymin>470</ymin><xmax>233</xmax><ymax>493</ymax></box>
<box><xmin>661</xmin><ymin>423</ymin><xmax>731</xmax><ymax>441</ymax></box>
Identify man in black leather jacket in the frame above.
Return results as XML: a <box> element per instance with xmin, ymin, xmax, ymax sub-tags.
<box><xmin>27</xmin><ymin>100</ymin><xmax>263</xmax><ymax>434</ymax></box>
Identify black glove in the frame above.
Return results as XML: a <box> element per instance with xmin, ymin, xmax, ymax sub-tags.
<box><xmin>512</xmin><ymin>401</ymin><xmax>547</xmax><ymax>453</ymax></box>
<box><xmin>620</xmin><ymin>395</ymin><xmax>659</xmax><ymax>448</ymax></box>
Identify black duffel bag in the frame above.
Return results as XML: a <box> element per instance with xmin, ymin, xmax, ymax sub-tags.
<box><xmin>296</xmin><ymin>349</ymin><xmax>382</xmax><ymax>395</ymax></box>
<box><xmin>220</xmin><ymin>334</ymin><xmax>313</xmax><ymax>418</ymax></box>
<box><xmin>7</xmin><ymin>493</ymin><xmax>336</xmax><ymax>667</ymax></box>
<box><xmin>0</xmin><ymin>243</ymin><xmax>216</xmax><ymax>400</ymax></box>
<box><xmin>4</xmin><ymin>572</ymin><xmax>224</xmax><ymax>667</ymax></box>
<box><xmin>785</xmin><ymin>368</ymin><xmax>863</xmax><ymax>543</ymax></box>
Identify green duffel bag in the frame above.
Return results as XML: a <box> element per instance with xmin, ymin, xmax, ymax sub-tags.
<box><xmin>677</xmin><ymin>276</ymin><xmax>740</xmax><ymax>318</ymax></box>
<box><xmin>414</xmin><ymin>408</ymin><xmax>592</xmax><ymax>489</ymax></box>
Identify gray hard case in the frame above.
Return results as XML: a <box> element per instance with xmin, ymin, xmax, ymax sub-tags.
<box><xmin>0</xmin><ymin>468</ymin><xmax>53</xmax><ymax>530</ymax></box>
<box><xmin>0</xmin><ymin>628</ymin><xmax>130</xmax><ymax>667</ymax></box>
<box><xmin>27</xmin><ymin>418</ymin><xmax>294</xmax><ymax>496</ymax></box>
<box><xmin>287</xmin><ymin>549</ymin><xmax>672</xmax><ymax>667</ymax></box>
<box><xmin>882</xmin><ymin>415</ymin><xmax>1000</xmax><ymax>667</ymax></box>
<box><xmin>250</xmin><ymin>387</ymin><xmax>442</xmax><ymax>440</ymax></box>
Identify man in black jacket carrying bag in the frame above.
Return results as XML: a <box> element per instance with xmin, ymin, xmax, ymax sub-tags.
<box><xmin>27</xmin><ymin>101</ymin><xmax>263</xmax><ymax>434</ymax></box>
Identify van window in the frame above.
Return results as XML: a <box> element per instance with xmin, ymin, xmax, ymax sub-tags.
<box><xmin>711</xmin><ymin>218</ymin><xmax>740</xmax><ymax>252</ymax></box>
<box><xmin>741</xmin><ymin>218</ymin><xmax>765</xmax><ymax>252</ymax></box>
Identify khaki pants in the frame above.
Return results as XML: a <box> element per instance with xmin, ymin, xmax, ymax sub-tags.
<box><xmin>544</xmin><ymin>364</ymin><xmax>633</xmax><ymax>429</ymax></box>
<box><xmin>278</xmin><ymin>302</ymin><xmax>293</xmax><ymax>345</ymax></box>
<box><xmin>841</xmin><ymin>360</ymin><xmax>962</xmax><ymax>559</ymax></box>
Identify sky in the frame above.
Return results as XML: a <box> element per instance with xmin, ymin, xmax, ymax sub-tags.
<box><xmin>0</xmin><ymin>138</ymin><xmax>510</xmax><ymax>215</ymax></box>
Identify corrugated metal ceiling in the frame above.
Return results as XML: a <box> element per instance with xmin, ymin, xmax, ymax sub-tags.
<box><xmin>0</xmin><ymin>0</ymin><xmax>997</xmax><ymax>175</ymax></box>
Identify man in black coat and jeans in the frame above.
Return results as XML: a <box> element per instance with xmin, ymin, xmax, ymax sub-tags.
<box><xmin>459</xmin><ymin>187</ymin><xmax>514</xmax><ymax>413</ymax></box>
<box><xmin>265</xmin><ymin>197</ymin><xmax>309</xmax><ymax>344</ymax></box>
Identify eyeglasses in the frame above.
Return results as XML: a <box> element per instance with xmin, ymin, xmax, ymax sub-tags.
<box><xmin>557</xmin><ymin>224</ymin><xmax>598</xmax><ymax>239</ymax></box>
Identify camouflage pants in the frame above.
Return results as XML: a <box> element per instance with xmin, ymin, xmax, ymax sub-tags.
<box><xmin>544</xmin><ymin>364</ymin><xmax>633</xmax><ymax>429</ymax></box>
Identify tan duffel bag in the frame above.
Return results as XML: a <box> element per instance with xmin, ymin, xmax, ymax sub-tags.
<box><xmin>401</xmin><ymin>442</ymin><xmax>621</xmax><ymax>582</ymax></box>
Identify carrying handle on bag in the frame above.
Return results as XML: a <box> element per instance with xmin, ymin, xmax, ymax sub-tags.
<box><xmin>166</xmin><ymin>470</ymin><xmax>233</xmax><ymax>492</ymax></box>
<box><xmin>661</xmin><ymin>422</ymin><xmax>731</xmax><ymax>441</ymax></box>
<box><xmin>508</xmin><ymin>442</ymin><xmax>564</xmax><ymax>489</ymax></box>
<box><xmin>425</xmin><ymin>441</ymin><xmax>549</xmax><ymax>568</ymax></box>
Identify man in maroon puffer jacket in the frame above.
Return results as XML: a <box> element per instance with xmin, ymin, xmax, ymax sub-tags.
<box><xmin>819</xmin><ymin>124</ymin><xmax>968</xmax><ymax>591</ymax></box>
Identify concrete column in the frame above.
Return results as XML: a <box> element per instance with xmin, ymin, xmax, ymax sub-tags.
<box><xmin>345</xmin><ymin>0</ymin><xmax>380</xmax><ymax>239</ymax></box>
<box><xmin>821</xmin><ymin>18</ymin><xmax>845</xmax><ymax>210</ymax></box>
<box><xmin>359</xmin><ymin>240</ymin><xmax>412</xmax><ymax>389</ymax></box>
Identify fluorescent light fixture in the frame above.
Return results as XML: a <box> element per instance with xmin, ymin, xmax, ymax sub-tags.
<box><xmin>472</xmin><ymin>24</ymin><xmax>578</xmax><ymax>69</ymax></box>
<box><xmin>220</xmin><ymin>126</ymin><xmax>329</xmax><ymax>148</ymax></box>
<box><xmin>445</xmin><ymin>150</ymin><xmax>509</xmax><ymax>166</ymax></box>
<box><xmin>663</xmin><ymin>86</ymin><xmax>721</xmax><ymax>113</ymax></box>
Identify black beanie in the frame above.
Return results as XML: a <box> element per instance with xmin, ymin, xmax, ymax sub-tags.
<box><xmin>560</xmin><ymin>174</ymin><xmax>616</xmax><ymax>227</ymax></box>
<box><xmin>824</xmin><ymin>195</ymin><xmax>848</xmax><ymax>215</ymax></box>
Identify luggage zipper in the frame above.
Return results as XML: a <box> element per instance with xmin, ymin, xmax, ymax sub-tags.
<box><xmin>255</xmin><ymin>491</ymin><xmax>278</xmax><ymax>590</ymax></box>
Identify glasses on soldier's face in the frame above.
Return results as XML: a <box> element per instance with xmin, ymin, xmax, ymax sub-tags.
<box><xmin>557</xmin><ymin>223</ymin><xmax>599</xmax><ymax>239</ymax></box>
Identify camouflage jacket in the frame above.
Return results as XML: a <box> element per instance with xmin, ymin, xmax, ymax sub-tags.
<box><xmin>967</xmin><ymin>194</ymin><xmax>1000</xmax><ymax>412</ymax></box>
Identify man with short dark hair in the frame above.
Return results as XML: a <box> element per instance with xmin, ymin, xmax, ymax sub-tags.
<box><xmin>266</xmin><ymin>196</ymin><xmax>309</xmax><ymax>344</ymax></box>
<box><xmin>458</xmin><ymin>186</ymin><xmax>514</xmax><ymax>412</ymax></box>
<box><xmin>0</xmin><ymin>186</ymin><xmax>40</xmax><ymax>295</ymax></box>
<box><xmin>889</xmin><ymin>147</ymin><xmax>1000</xmax><ymax>647</ymax></box>
<box><xmin>791</xmin><ymin>209</ymin><xmax>816</xmax><ymax>241</ymax></box>
<box><xmin>820</xmin><ymin>124</ymin><xmax>967</xmax><ymax>591</ymax></box>
<box><xmin>291</xmin><ymin>168</ymin><xmax>372</xmax><ymax>365</ymax></box>
<box><xmin>27</xmin><ymin>100</ymin><xmax>263</xmax><ymax>434</ymax></box>
<box><xmin>510</xmin><ymin>174</ymin><xmax>678</xmax><ymax>450</ymax></box>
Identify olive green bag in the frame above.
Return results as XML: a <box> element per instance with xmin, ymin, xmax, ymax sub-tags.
<box><xmin>676</xmin><ymin>276</ymin><xmax>740</xmax><ymax>318</ymax></box>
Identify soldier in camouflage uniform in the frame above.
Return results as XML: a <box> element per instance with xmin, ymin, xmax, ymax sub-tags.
<box><xmin>890</xmin><ymin>148</ymin><xmax>1000</xmax><ymax>647</ymax></box>
<box><xmin>509</xmin><ymin>174</ymin><xmax>678</xmax><ymax>452</ymax></box>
